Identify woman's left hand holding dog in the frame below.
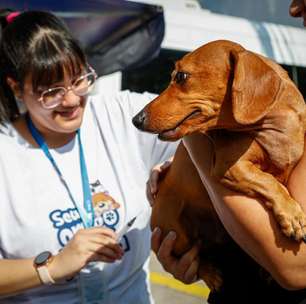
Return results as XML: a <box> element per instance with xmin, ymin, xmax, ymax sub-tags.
<box><xmin>147</xmin><ymin>158</ymin><xmax>200</xmax><ymax>284</ymax></box>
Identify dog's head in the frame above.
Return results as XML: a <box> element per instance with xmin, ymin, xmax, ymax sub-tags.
<box><xmin>133</xmin><ymin>40</ymin><xmax>282</xmax><ymax>141</ymax></box>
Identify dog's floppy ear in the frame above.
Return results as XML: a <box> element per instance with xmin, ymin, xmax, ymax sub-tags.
<box><xmin>231</xmin><ymin>50</ymin><xmax>281</xmax><ymax>124</ymax></box>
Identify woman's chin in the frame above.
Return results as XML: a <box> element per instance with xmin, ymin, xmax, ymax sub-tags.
<box><xmin>53</xmin><ymin>120</ymin><xmax>81</xmax><ymax>137</ymax></box>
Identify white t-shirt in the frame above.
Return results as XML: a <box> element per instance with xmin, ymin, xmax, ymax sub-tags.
<box><xmin>0</xmin><ymin>91</ymin><xmax>178</xmax><ymax>304</ymax></box>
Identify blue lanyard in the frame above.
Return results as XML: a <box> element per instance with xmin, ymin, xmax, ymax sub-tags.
<box><xmin>26</xmin><ymin>115</ymin><xmax>94</xmax><ymax>228</ymax></box>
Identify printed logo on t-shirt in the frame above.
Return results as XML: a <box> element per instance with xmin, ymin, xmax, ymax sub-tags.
<box><xmin>49</xmin><ymin>208</ymin><xmax>83</xmax><ymax>246</ymax></box>
<box><xmin>91</xmin><ymin>180</ymin><xmax>120</xmax><ymax>229</ymax></box>
<box><xmin>49</xmin><ymin>179</ymin><xmax>121</xmax><ymax>247</ymax></box>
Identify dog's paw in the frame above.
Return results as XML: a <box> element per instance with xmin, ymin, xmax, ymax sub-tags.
<box><xmin>274</xmin><ymin>199</ymin><xmax>306</xmax><ymax>242</ymax></box>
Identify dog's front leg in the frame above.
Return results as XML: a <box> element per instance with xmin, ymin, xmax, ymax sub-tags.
<box><xmin>221</xmin><ymin>160</ymin><xmax>306</xmax><ymax>241</ymax></box>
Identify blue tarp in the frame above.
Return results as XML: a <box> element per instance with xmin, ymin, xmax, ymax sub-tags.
<box><xmin>2</xmin><ymin>0</ymin><xmax>165</xmax><ymax>75</ymax></box>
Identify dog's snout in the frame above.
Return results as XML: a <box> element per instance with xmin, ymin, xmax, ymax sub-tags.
<box><xmin>132</xmin><ymin>111</ymin><xmax>146</xmax><ymax>130</ymax></box>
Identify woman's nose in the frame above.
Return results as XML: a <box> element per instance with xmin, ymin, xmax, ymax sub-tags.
<box><xmin>61</xmin><ymin>89</ymin><xmax>81</xmax><ymax>107</ymax></box>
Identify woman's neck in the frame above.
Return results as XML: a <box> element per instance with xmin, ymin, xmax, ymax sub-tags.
<box><xmin>13</xmin><ymin>114</ymin><xmax>76</xmax><ymax>149</ymax></box>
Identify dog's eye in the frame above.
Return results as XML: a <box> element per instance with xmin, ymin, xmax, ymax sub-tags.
<box><xmin>174</xmin><ymin>71</ymin><xmax>189</xmax><ymax>84</ymax></box>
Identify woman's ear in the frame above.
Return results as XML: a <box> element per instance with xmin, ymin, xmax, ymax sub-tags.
<box><xmin>6</xmin><ymin>77</ymin><xmax>22</xmax><ymax>100</ymax></box>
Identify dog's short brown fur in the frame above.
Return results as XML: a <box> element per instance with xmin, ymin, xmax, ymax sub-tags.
<box><xmin>132</xmin><ymin>40</ymin><xmax>306</xmax><ymax>293</ymax></box>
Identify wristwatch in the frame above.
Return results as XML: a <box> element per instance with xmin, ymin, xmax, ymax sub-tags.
<box><xmin>33</xmin><ymin>251</ymin><xmax>55</xmax><ymax>285</ymax></box>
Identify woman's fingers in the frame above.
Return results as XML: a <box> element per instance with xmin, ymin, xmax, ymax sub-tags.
<box><xmin>146</xmin><ymin>167</ymin><xmax>160</xmax><ymax>205</ymax></box>
<box><xmin>95</xmin><ymin>240</ymin><xmax>124</xmax><ymax>256</ymax></box>
<box><xmin>89</xmin><ymin>232</ymin><xmax>124</xmax><ymax>256</ymax></box>
<box><xmin>86</xmin><ymin>226</ymin><xmax>117</xmax><ymax>239</ymax></box>
<box><xmin>156</xmin><ymin>231</ymin><xmax>177</xmax><ymax>273</ymax></box>
<box><xmin>147</xmin><ymin>157</ymin><xmax>174</xmax><ymax>206</ymax></box>
<box><xmin>151</xmin><ymin>227</ymin><xmax>162</xmax><ymax>253</ymax></box>
<box><xmin>73</xmin><ymin>227</ymin><xmax>124</xmax><ymax>259</ymax></box>
<box><xmin>49</xmin><ymin>226</ymin><xmax>125</xmax><ymax>281</ymax></box>
<box><xmin>88</xmin><ymin>252</ymin><xmax>118</xmax><ymax>263</ymax></box>
<box><xmin>146</xmin><ymin>180</ymin><xmax>155</xmax><ymax>206</ymax></box>
<box><xmin>149</xmin><ymin>168</ymin><xmax>160</xmax><ymax>194</ymax></box>
<box><xmin>91</xmin><ymin>246</ymin><xmax>120</xmax><ymax>260</ymax></box>
<box><xmin>96</xmin><ymin>245</ymin><xmax>123</xmax><ymax>260</ymax></box>
<box><xmin>176</xmin><ymin>244</ymin><xmax>200</xmax><ymax>283</ymax></box>
<box><xmin>181</xmin><ymin>258</ymin><xmax>199</xmax><ymax>284</ymax></box>
<box><xmin>160</xmin><ymin>159</ymin><xmax>173</xmax><ymax>171</ymax></box>
<box><xmin>152</xmin><ymin>228</ymin><xmax>200</xmax><ymax>284</ymax></box>
<box><xmin>177</xmin><ymin>244</ymin><xmax>199</xmax><ymax>272</ymax></box>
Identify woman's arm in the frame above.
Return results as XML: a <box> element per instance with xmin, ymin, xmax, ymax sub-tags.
<box><xmin>0</xmin><ymin>227</ymin><xmax>123</xmax><ymax>296</ymax></box>
<box><xmin>183</xmin><ymin>133</ymin><xmax>306</xmax><ymax>290</ymax></box>
<box><xmin>0</xmin><ymin>258</ymin><xmax>42</xmax><ymax>295</ymax></box>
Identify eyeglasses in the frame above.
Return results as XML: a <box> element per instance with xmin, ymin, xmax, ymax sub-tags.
<box><xmin>38</xmin><ymin>66</ymin><xmax>97</xmax><ymax>109</ymax></box>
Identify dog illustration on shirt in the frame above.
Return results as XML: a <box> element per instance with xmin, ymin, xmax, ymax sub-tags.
<box><xmin>90</xmin><ymin>180</ymin><xmax>120</xmax><ymax>229</ymax></box>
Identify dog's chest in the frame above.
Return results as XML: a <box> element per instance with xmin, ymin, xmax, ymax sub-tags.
<box><xmin>209</xmin><ymin>131</ymin><xmax>255</xmax><ymax>176</ymax></box>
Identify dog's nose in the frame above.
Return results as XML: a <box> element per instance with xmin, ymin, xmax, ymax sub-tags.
<box><xmin>132</xmin><ymin>111</ymin><xmax>146</xmax><ymax>130</ymax></box>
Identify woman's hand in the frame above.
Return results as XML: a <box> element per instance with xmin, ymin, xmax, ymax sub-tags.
<box><xmin>49</xmin><ymin>227</ymin><xmax>124</xmax><ymax>281</ymax></box>
<box><xmin>148</xmin><ymin>156</ymin><xmax>199</xmax><ymax>283</ymax></box>
<box><xmin>151</xmin><ymin>227</ymin><xmax>200</xmax><ymax>284</ymax></box>
<box><xmin>146</xmin><ymin>157</ymin><xmax>173</xmax><ymax>206</ymax></box>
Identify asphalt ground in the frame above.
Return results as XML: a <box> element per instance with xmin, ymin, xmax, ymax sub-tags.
<box><xmin>149</xmin><ymin>252</ymin><xmax>209</xmax><ymax>304</ymax></box>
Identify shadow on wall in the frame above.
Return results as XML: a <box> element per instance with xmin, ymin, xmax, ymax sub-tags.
<box><xmin>250</xmin><ymin>20</ymin><xmax>296</xmax><ymax>65</ymax></box>
<box><xmin>251</xmin><ymin>21</ymin><xmax>275</xmax><ymax>59</ymax></box>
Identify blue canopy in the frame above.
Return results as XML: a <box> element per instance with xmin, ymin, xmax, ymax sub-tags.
<box><xmin>2</xmin><ymin>0</ymin><xmax>165</xmax><ymax>75</ymax></box>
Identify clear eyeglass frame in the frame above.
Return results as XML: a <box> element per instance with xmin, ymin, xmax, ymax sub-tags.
<box><xmin>37</xmin><ymin>66</ymin><xmax>97</xmax><ymax>109</ymax></box>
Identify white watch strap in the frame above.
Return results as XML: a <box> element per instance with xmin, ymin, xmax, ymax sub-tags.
<box><xmin>37</xmin><ymin>265</ymin><xmax>55</xmax><ymax>285</ymax></box>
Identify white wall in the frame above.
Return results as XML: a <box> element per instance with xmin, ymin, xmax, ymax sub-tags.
<box><xmin>131</xmin><ymin>0</ymin><xmax>306</xmax><ymax>67</ymax></box>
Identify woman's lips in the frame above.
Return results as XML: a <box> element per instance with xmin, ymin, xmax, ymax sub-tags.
<box><xmin>56</xmin><ymin>106</ymin><xmax>81</xmax><ymax>119</ymax></box>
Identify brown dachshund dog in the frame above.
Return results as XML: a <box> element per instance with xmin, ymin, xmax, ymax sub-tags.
<box><xmin>132</xmin><ymin>40</ymin><xmax>306</xmax><ymax>298</ymax></box>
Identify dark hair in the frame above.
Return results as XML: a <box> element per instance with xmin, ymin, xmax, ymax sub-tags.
<box><xmin>0</xmin><ymin>9</ymin><xmax>87</xmax><ymax>122</ymax></box>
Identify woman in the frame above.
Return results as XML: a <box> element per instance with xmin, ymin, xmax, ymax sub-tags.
<box><xmin>0</xmin><ymin>9</ymin><xmax>175</xmax><ymax>303</ymax></box>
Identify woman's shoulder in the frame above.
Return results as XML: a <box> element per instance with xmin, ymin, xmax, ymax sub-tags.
<box><xmin>0</xmin><ymin>122</ymin><xmax>27</xmax><ymax>150</ymax></box>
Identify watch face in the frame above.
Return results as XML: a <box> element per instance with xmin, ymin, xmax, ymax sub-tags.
<box><xmin>35</xmin><ymin>251</ymin><xmax>52</xmax><ymax>266</ymax></box>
